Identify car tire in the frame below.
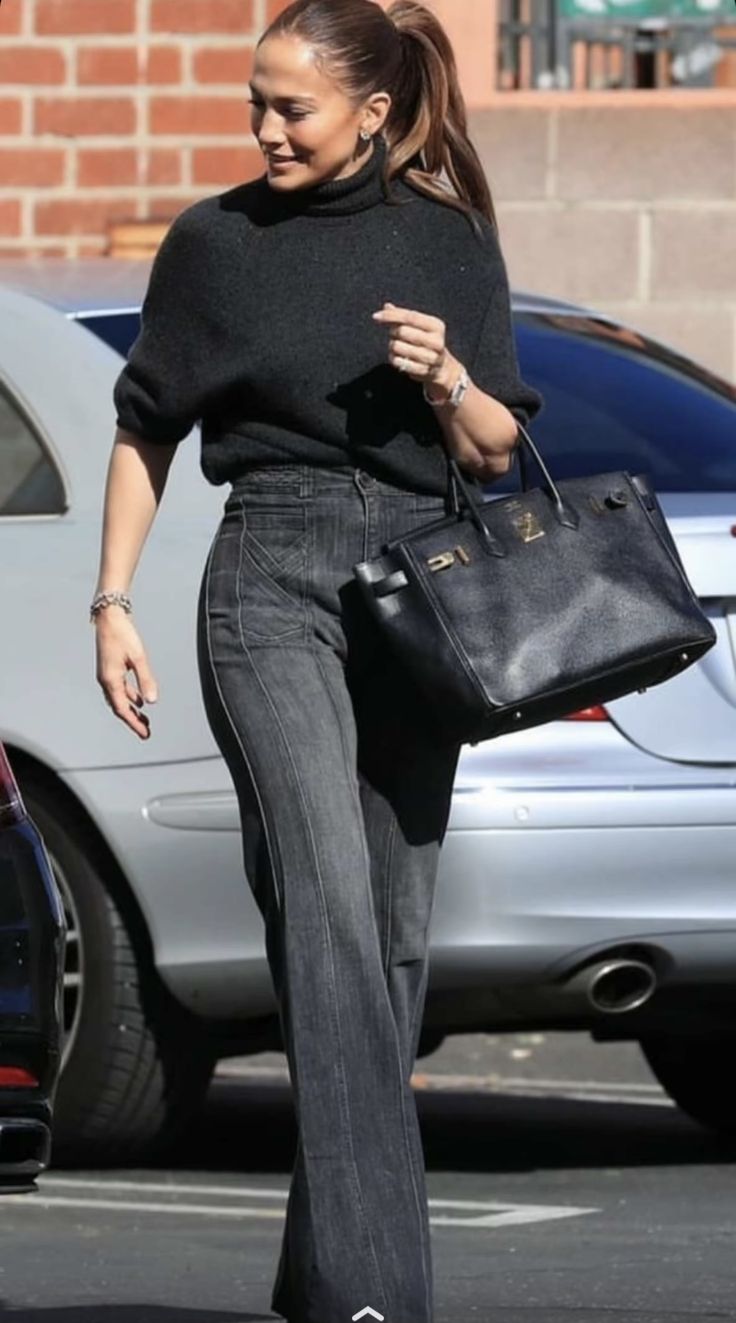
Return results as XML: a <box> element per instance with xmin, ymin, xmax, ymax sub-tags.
<box><xmin>640</xmin><ymin>1032</ymin><xmax>736</xmax><ymax>1136</ymax></box>
<box><xmin>23</xmin><ymin>782</ymin><xmax>216</xmax><ymax>1165</ymax></box>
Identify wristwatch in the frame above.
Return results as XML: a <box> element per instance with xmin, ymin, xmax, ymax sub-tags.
<box><xmin>423</xmin><ymin>365</ymin><xmax>470</xmax><ymax>411</ymax></box>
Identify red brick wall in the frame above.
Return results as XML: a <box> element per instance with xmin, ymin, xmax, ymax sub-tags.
<box><xmin>0</xmin><ymin>0</ymin><xmax>290</xmax><ymax>256</ymax></box>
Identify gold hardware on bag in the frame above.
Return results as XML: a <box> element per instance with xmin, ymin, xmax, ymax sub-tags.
<box><xmin>427</xmin><ymin>551</ymin><xmax>456</xmax><ymax>572</ymax></box>
<box><xmin>454</xmin><ymin>545</ymin><xmax>471</xmax><ymax>565</ymax></box>
<box><xmin>514</xmin><ymin>511</ymin><xmax>545</xmax><ymax>543</ymax></box>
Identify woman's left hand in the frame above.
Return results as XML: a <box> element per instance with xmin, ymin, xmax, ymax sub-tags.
<box><xmin>372</xmin><ymin>301</ymin><xmax>462</xmax><ymax>401</ymax></box>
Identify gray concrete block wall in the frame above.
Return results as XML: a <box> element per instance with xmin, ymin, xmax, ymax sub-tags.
<box><xmin>471</xmin><ymin>104</ymin><xmax>736</xmax><ymax>383</ymax></box>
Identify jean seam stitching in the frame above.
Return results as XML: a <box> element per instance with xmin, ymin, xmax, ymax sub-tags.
<box><xmin>241</xmin><ymin>639</ymin><xmax>387</xmax><ymax>1310</ymax></box>
<box><xmin>238</xmin><ymin>517</ymin><xmax>307</xmax><ymax>644</ymax></box>
<box><xmin>202</xmin><ymin>538</ymin><xmax>284</xmax><ymax>918</ymax></box>
<box><xmin>303</xmin><ymin>496</ymin><xmax>313</xmax><ymax>645</ymax></box>
<box><xmin>243</xmin><ymin>522</ymin><xmax>306</xmax><ymax>577</ymax></box>
<box><xmin>310</xmin><ymin>645</ymin><xmax>390</xmax><ymax>1308</ymax></box>
<box><xmin>312</xmin><ymin>645</ymin><xmax>431</xmax><ymax>1318</ymax></box>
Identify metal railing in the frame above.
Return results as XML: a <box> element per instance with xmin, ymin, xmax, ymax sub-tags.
<box><xmin>498</xmin><ymin>0</ymin><xmax>736</xmax><ymax>90</ymax></box>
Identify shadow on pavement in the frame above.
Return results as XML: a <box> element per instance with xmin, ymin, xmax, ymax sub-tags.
<box><xmin>141</xmin><ymin>1076</ymin><xmax>736</xmax><ymax>1177</ymax></box>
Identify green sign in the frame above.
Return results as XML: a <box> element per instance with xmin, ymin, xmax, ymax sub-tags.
<box><xmin>560</xmin><ymin>0</ymin><xmax>733</xmax><ymax>19</ymax></box>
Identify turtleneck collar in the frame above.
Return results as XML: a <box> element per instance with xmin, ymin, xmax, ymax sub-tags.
<box><xmin>264</xmin><ymin>133</ymin><xmax>389</xmax><ymax>219</ymax></box>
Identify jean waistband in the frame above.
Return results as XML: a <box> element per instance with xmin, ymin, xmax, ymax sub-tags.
<box><xmin>229</xmin><ymin>463</ymin><xmax>439</xmax><ymax>500</ymax></box>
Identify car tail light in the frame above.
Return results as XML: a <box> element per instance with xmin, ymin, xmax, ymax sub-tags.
<box><xmin>563</xmin><ymin>705</ymin><xmax>609</xmax><ymax>721</ymax></box>
<box><xmin>0</xmin><ymin>745</ymin><xmax>24</xmax><ymax>823</ymax></box>
<box><xmin>0</xmin><ymin>1067</ymin><xmax>39</xmax><ymax>1088</ymax></box>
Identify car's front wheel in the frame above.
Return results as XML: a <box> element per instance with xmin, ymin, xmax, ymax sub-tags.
<box><xmin>640</xmin><ymin>1032</ymin><xmax>736</xmax><ymax>1136</ymax></box>
<box><xmin>23</xmin><ymin>781</ymin><xmax>216</xmax><ymax>1165</ymax></box>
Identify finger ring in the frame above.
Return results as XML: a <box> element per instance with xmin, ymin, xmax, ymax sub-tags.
<box><xmin>397</xmin><ymin>356</ymin><xmax>410</xmax><ymax>373</ymax></box>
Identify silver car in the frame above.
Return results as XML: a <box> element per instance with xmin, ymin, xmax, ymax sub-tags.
<box><xmin>1</xmin><ymin>259</ymin><xmax>735</xmax><ymax>1162</ymax></box>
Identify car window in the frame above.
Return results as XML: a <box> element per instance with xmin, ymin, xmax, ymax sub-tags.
<box><xmin>492</xmin><ymin>313</ymin><xmax>736</xmax><ymax>495</ymax></box>
<box><xmin>75</xmin><ymin>311</ymin><xmax>140</xmax><ymax>359</ymax></box>
<box><xmin>0</xmin><ymin>383</ymin><xmax>65</xmax><ymax>516</ymax></box>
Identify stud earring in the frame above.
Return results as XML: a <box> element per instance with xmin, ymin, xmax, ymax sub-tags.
<box><xmin>359</xmin><ymin>128</ymin><xmax>372</xmax><ymax>141</ymax></box>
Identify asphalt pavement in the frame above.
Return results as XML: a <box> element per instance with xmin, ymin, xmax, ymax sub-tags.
<box><xmin>1</xmin><ymin>1032</ymin><xmax>735</xmax><ymax>1323</ymax></box>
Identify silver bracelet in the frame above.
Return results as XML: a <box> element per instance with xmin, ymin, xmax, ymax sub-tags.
<box><xmin>89</xmin><ymin>589</ymin><xmax>132</xmax><ymax>623</ymax></box>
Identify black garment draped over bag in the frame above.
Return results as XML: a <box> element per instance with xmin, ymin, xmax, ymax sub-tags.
<box><xmin>353</xmin><ymin>422</ymin><xmax>716</xmax><ymax>746</ymax></box>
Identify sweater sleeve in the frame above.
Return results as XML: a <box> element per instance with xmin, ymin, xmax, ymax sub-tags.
<box><xmin>470</xmin><ymin>218</ymin><xmax>544</xmax><ymax>431</ymax></box>
<box><xmin>113</xmin><ymin>205</ymin><xmax>212</xmax><ymax>444</ymax></box>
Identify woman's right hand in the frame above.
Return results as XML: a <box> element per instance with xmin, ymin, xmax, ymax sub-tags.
<box><xmin>95</xmin><ymin>609</ymin><xmax>159</xmax><ymax>741</ymax></box>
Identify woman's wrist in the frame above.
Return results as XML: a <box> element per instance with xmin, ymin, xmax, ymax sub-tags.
<box><xmin>89</xmin><ymin>588</ymin><xmax>132</xmax><ymax>624</ymax></box>
<box><xmin>423</xmin><ymin>359</ymin><xmax>469</xmax><ymax>409</ymax></box>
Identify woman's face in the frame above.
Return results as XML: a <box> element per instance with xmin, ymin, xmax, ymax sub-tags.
<box><xmin>249</xmin><ymin>35</ymin><xmax>389</xmax><ymax>191</ymax></box>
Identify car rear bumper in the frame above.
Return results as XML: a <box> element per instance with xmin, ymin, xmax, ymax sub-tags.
<box><xmin>433</xmin><ymin>817</ymin><xmax>736</xmax><ymax>979</ymax></box>
<box><xmin>433</xmin><ymin>732</ymin><xmax>736</xmax><ymax>1000</ymax></box>
<box><xmin>0</xmin><ymin>1113</ymin><xmax>52</xmax><ymax>1193</ymax></box>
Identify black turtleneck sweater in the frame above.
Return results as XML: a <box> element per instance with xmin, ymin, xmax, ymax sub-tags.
<box><xmin>113</xmin><ymin>134</ymin><xmax>543</xmax><ymax>495</ymax></box>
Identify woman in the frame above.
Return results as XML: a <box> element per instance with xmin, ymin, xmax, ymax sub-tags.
<box><xmin>93</xmin><ymin>1</ymin><xmax>542</xmax><ymax>1319</ymax></box>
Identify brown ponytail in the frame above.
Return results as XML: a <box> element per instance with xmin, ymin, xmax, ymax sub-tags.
<box><xmin>258</xmin><ymin>0</ymin><xmax>497</xmax><ymax>237</ymax></box>
<box><xmin>384</xmin><ymin>1</ymin><xmax>496</xmax><ymax>234</ymax></box>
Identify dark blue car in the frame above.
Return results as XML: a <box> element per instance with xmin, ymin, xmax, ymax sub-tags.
<box><xmin>0</xmin><ymin>743</ymin><xmax>65</xmax><ymax>1192</ymax></box>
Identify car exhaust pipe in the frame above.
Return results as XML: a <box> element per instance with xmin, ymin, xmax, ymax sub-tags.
<box><xmin>561</xmin><ymin>958</ymin><xmax>657</xmax><ymax>1014</ymax></box>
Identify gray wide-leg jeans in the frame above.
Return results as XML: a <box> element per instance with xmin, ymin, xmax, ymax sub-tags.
<box><xmin>196</xmin><ymin>463</ymin><xmax>462</xmax><ymax>1323</ymax></box>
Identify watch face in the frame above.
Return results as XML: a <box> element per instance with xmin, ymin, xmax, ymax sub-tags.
<box><xmin>450</xmin><ymin>370</ymin><xmax>469</xmax><ymax>408</ymax></box>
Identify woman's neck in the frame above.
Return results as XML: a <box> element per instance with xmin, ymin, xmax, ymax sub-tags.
<box><xmin>264</xmin><ymin>134</ymin><xmax>389</xmax><ymax>219</ymax></box>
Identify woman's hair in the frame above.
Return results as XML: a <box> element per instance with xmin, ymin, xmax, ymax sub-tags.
<box><xmin>257</xmin><ymin>0</ymin><xmax>497</xmax><ymax>236</ymax></box>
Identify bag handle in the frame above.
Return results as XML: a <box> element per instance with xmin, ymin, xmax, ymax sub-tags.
<box><xmin>445</xmin><ymin>459</ymin><xmax>505</xmax><ymax>557</ymax></box>
<box><xmin>447</xmin><ymin>418</ymin><xmax>580</xmax><ymax>532</ymax></box>
<box><xmin>513</xmin><ymin>420</ymin><xmax>579</xmax><ymax>528</ymax></box>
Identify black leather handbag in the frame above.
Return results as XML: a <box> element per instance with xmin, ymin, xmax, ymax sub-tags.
<box><xmin>352</xmin><ymin>422</ymin><xmax>717</xmax><ymax>746</ymax></box>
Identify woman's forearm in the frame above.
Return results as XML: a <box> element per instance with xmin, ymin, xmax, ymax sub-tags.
<box><xmin>95</xmin><ymin>427</ymin><xmax>178</xmax><ymax>594</ymax></box>
<box><xmin>428</xmin><ymin>353</ymin><xmax>519</xmax><ymax>480</ymax></box>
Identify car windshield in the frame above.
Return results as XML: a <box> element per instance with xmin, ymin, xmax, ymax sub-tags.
<box><xmin>502</xmin><ymin>313</ymin><xmax>736</xmax><ymax>495</ymax></box>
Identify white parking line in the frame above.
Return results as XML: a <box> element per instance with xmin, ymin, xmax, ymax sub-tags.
<box><xmin>1</xmin><ymin>1176</ymin><xmax>597</xmax><ymax>1230</ymax></box>
<box><xmin>430</xmin><ymin>1204</ymin><xmax>598</xmax><ymax>1229</ymax></box>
